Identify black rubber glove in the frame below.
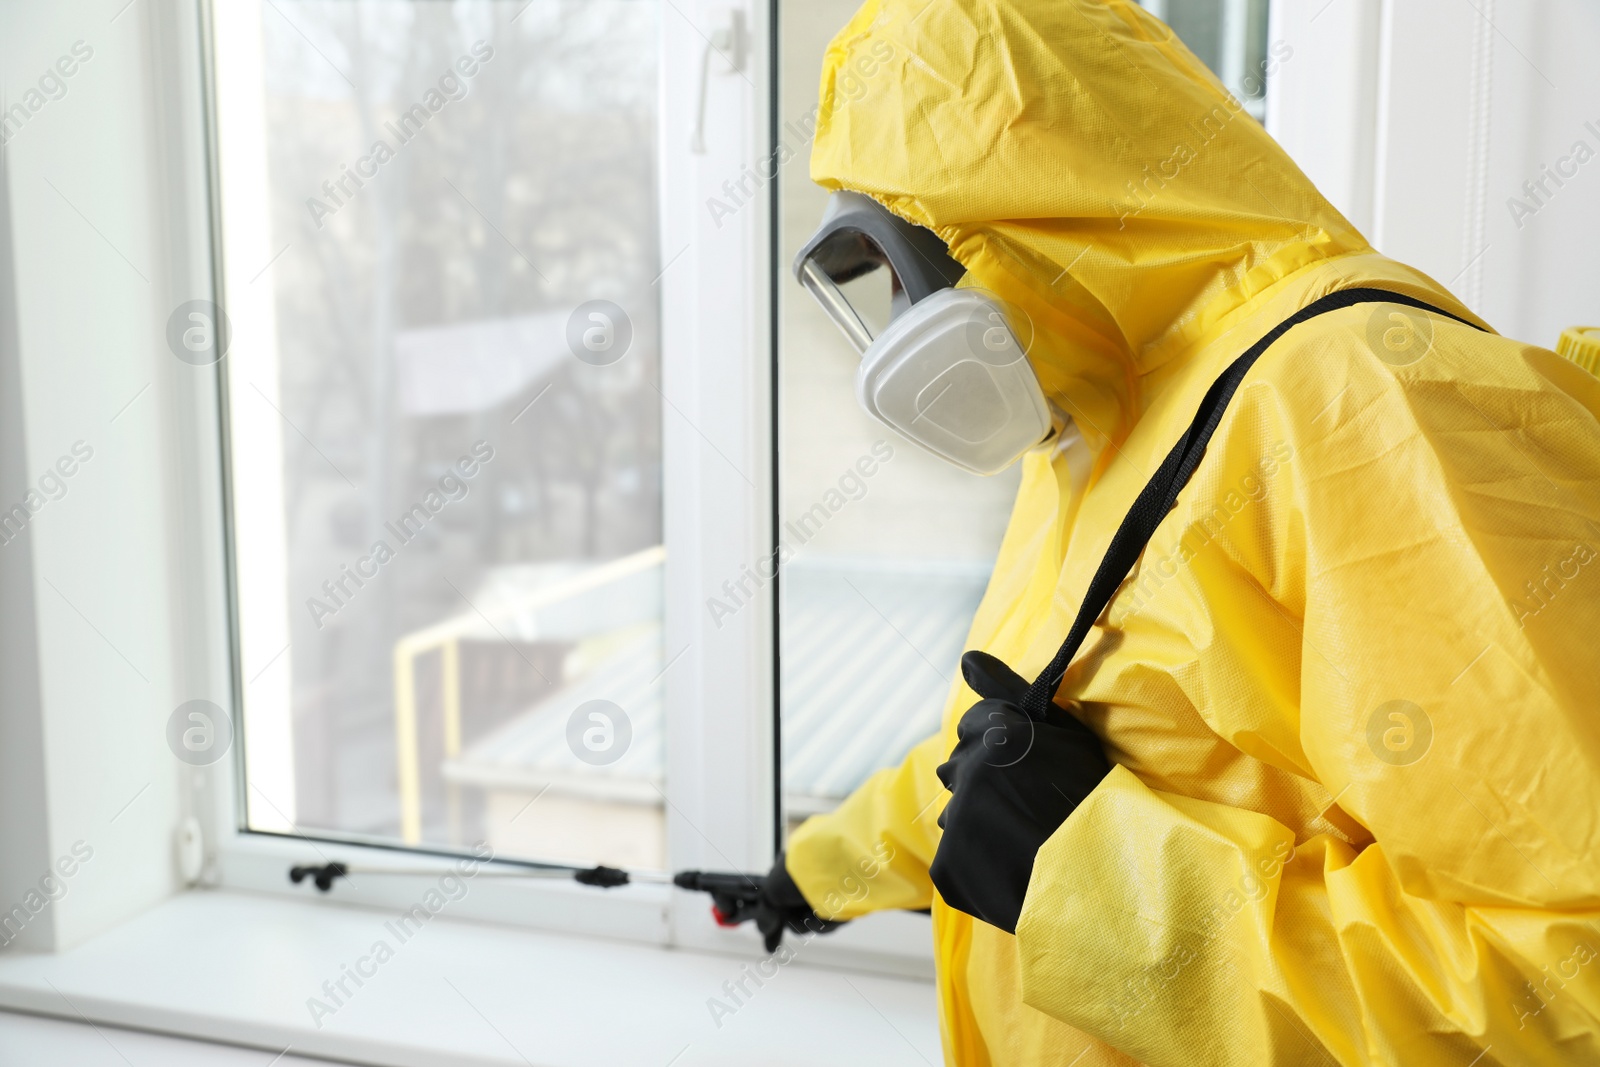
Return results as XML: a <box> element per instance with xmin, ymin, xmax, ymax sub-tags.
<box><xmin>929</xmin><ymin>651</ymin><xmax>1111</xmax><ymax>934</ymax></box>
<box><xmin>755</xmin><ymin>857</ymin><xmax>843</xmax><ymax>952</ymax></box>
<box><xmin>685</xmin><ymin>854</ymin><xmax>843</xmax><ymax>953</ymax></box>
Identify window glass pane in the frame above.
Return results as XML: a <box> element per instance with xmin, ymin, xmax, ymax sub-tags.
<box><xmin>225</xmin><ymin>0</ymin><xmax>663</xmax><ymax>868</ymax></box>
<box><xmin>776</xmin><ymin>0</ymin><xmax>1020</xmax><ymax>835</ymax></box>
<box><xmin>1164</xmin><ymin>0</ymin><xmax>1226</xmax><ymax>73</ymax></box>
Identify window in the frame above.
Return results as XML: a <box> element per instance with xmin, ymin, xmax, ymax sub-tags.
<box><xmin>214</xmin><ymin>0</ymin><xmax>666</xmax><ymax>870</ymax></box>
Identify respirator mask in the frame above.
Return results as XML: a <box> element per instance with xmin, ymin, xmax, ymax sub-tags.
<box><xmin>793</xmin><ymin>191</ymin><xmax>1056</xmax><ymax>476</ymax></box>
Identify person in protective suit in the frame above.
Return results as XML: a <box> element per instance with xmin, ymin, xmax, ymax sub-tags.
<box><xmin>730</xmin><ymin>1</ymin><xmax>1600</xmax><ymax>1064</ymax></box>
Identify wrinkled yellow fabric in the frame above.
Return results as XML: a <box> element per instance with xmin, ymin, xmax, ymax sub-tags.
<box><xmin>783</xmin><ymin>1</ymin><xmax>1600</xmax><ymax>1065</ymax></box>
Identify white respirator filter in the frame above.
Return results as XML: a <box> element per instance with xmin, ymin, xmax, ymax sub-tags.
<box><xmin>856</xmin><ymin>288</ymin><xmax>1053</xmax><ymax>476</ymax></box>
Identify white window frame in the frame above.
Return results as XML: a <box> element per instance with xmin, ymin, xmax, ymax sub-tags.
<box><xmin>194</xmin><ymin>0</ymin><xmax>782</xmax><ymax>951</ymax></box>
<box><xmin>187</xmin><ymin>0</ymin><xmax>931</xmax><ymax>972</ymax></box>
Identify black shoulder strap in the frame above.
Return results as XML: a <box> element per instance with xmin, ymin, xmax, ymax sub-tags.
<box><xmin>1017</xmin><ymin>287</ymin><xmax>1482</xmax><ymax>720</ymax></box>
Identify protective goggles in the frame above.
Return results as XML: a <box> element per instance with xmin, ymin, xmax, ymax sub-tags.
<box><xmin>793</xmin><ymin>191</ymin><xmax>1055</xmax><ymax>476</ymax></box>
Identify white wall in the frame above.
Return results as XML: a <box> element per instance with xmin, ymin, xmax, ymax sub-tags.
<box><xmin>0</xmin><ymin>0</ymin><xmax>228</xmax><ymax>950</ymax></box>
<box><xmin>1272</xmin><ymin>0</ymin><xmax>1600</xmax><ymax>347</ymax></box>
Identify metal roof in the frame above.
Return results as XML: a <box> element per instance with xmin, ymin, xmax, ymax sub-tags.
<box><xmin>778</xmin><ymin>561</ymin><xmax>986</xmax><ymax>815</ymax></box>
<box><xmin>441</xmin><ymin>623</ymin><xmax>665</xmax><ymax>804</ymax></box>
<box><xmin>442</xmin><ymin>557</ymin><xmax>988</xmax><ymax>817</ymax></box>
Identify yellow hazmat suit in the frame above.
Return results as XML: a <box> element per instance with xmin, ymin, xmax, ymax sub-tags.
<box><xmin>783</xmin><ymin>1</ymin><xmax>1600</xmax><ymax>1064</ymax></box>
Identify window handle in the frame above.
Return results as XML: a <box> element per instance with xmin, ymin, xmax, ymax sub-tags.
<box><xmin>689</xmin><ymin>9</ymin><xmax>746</xmax><ymax>154</ymax></box>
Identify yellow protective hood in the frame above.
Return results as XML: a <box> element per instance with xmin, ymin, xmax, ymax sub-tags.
<box><xmin>809</xmin><ymin>0</ymin><xmax>1369</xmax><ymax>445</ymax></box>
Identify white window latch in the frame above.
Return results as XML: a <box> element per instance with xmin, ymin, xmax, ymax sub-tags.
<box><xmin>689</xmin><ymin>8</ymin><xmax>746</xmax><ymax>154</ymax></box>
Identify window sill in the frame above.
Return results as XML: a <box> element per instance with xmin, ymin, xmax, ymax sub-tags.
<box><xmin>0</xmin><ymin>889</ymin><xmax>939</xmax><ymax>1067</ymax></box>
